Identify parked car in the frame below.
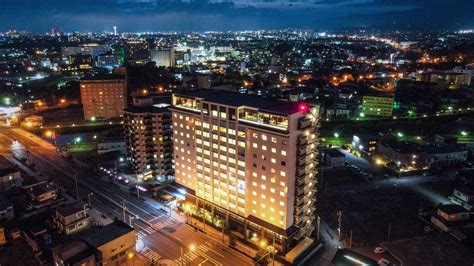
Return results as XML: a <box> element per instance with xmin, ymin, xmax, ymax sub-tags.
<box><xmin>373</xmin><ymin>247</ymin><xmax>386</xmax><ymax>254</ymax></box>
<box><xmin>424</xmin><ymin>226</ymin><xmax>434</xmax><ymax>234</ymax></box>
<box><xmin>378</xmin><ymin>258</ymin><xmax>390</xmax><ymax>266</ymax></box>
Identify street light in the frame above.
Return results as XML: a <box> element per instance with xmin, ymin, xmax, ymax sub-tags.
<box><xmin>396</xmin><ymin>132</ymin><xmax>404</xmax><ymax>138</ymax></box>
<box><xmin>334</xmin><ymin>132</ymin><xmax>340</xmax><ymax>138</ymax></box>
<box><xmin>88</xmin><ymin>193</ymin><xmax>93</xmax><ymax>207</ymax></box>
<box><xmin>461</xmin><ymin>131</ymin><xmax>468</xmax><ymax>136</ymax></box>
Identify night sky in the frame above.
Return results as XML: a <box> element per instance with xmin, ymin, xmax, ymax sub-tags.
<box><xmin>1</xmin><ymin>0</ymin><xmax>473</xmax><ymax>32</ymax></box>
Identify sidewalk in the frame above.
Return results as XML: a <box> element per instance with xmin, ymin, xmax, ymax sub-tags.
<box><xmin>187</xmin><ymin>215</ymin><xmax>285</xmax><ymax>266</ymax></box>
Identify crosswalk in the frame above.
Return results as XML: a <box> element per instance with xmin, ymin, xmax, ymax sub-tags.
<box><xmin>140</xmin><ymin>247</ymin><xmax>161</xmax><ymax>262</ymax></box>
<box><xmin>135</xmin><ymin>219</ymin><xmax>223</xmax><ymax>266</ymax></box>
<box><xmin>173</xmin><ymin>242</ymin><xmax>223</xmax><ymax>266</ymax></box>
<box><xmin>136</xmin><ymin>218</ymin><xmax>176</xmax><ymax>239</ymax></box>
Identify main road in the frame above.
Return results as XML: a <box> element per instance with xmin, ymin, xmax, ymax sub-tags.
<box><xmin>0</xmin><ymin>127</ymin><xmax>254</xmax><ymax>266</ymax></box>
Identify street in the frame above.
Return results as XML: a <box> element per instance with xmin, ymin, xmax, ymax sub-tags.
<box><xmin>0</xmin><ymin>127</ymin><xmax>254</xmax><ymax>266</ymax></box>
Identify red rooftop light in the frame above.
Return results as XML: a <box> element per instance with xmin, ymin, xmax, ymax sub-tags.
<box><xmin>299</xmin><ymin>103</ymin><xmax>308</xmax><ymax>112</ymax></box>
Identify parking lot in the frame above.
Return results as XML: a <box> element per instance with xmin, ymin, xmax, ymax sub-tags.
<box><xmin>318</xmin><ymin>168</ymin><xmax>436</xmax><ymax>248</ymax></box>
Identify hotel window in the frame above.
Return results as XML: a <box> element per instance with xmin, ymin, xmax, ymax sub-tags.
<box><xmin>252</xmin><ymin>133</ymin><xmax>258</xmax><ymax>139</ymax></box>
<box><xmin>262</xmin><ymin>145</ymin><xmax>267</xmax><ymax>151</ymax></box>
<box><xmin>279</xmin><ymin>211</ymin><xmax>284</xmax><ymax>216</ymax></box>
<box><xmin>270</xmin><ymin>188</ymin><xmax>276</xmax><ymax>193</ymax></box>
<box><xmin>280</xmin><ymin>191</ymin><xmax>285</xmax><ymax>196</ymax></box>
<box><xmin>261</xmin><ymin>134</ymin><xmax>267</xmax><ymax>141</ymax></box>
<box><xmin>281</xmin><ymin>151</ymin><xmax>287</xmax><ymax>156</ymax></box>
<box><xmin>271</xmin><ymin>148</ymin><xmax>276</xmax><ymax>153</ymax></box>
<box><xmin>261</xmin><ymin>194</ymin><xmax>266</xmax><ymax>199</ymax></box>
<box><xmin>280</xmin><ymin>181</ymin><xmax>286</xmax><ymax>187</ymax></box>
<box><xmin>271</xmin><ymin>137</ymin><xmax>277</xmax><ymax>143</ymax></box>
<box><xmin>252</xmin><ymin>143</ymin><xmax>258</xmax><ymax>148</ymax></box>
<box><xmin>261</xmin><ymin>184</ymin><xmax>266</xmax><ymax>190</ymax></box>
<box><xmin>279</xmin><ymin>201</ymin><xmax>285</xmax><ymax>207</ymax></box>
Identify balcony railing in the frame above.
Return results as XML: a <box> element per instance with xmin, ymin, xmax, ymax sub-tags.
<box><xmin>298</xmin><ymin>117</ymin><xmax>313</xmax><ymax>130</ymax></box>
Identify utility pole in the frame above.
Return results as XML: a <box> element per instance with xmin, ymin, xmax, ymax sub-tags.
<box><xmin>88</xmin><ymin>192</ymin><xmax>93</xmax><ymax>207</ymax></box>
<box><xmin>272</xmin><ymin>234</ymin><xmax>275</xmax><ymax>266</ymax></box>
<box><xmin>222</xmin><ymin>221</ymin><xmax>225</xmax><ymax>244</ymax></box>
<box><xmin>349</xmin><ymin>229</ymin><xmax>353</xmax><ymax>249</ymax></box>
<box><xmin>201</xmin><ymin>202</ymin><xmax>206</xmax><ymax>233</ymax></box>
<box><xmin>337</xmin><ymin>211</ymin><xmax>343</xmax><ymax>240</ymax></box>
<box><xmin>387</xmin><ymin>222</ymin><xmax>392</xmax><ymax>242</ymax></box>
<box><xmin>122</xmin><ymin>200</ymin><xmax>127</xmax><ymax>222</ymax></box>
<box><xmin>74</xmin><ymin>174</ymin><xmax>79</xmax><ymax>200</ymax></box>
<box><xmin>26</xmin><ymin>149</ymin><xmax>31</xmax><ymax>165</ymax></box>
<box><xmin>317</xmin><ymin>216</ymin><xmax>321</xmax><ymax>240</ymax></box>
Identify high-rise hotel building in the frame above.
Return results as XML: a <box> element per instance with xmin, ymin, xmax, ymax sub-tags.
<box><xmin>171</xmin><ymin>91</ymin><xmax>319</xmax><ymax>255</ymax></box>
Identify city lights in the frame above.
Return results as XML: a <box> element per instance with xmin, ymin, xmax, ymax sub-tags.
<box><xmin>1</xmin><ymin>9</ymin><xmax>473</xmax><ymax>266</ymax></box>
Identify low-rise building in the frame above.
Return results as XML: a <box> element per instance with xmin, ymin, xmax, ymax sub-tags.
<box><xmin>425</xmin><ymin>145</ymin><xmax>467</xmax><ymax>169</ymax></box>
<box><xmin>97</xmin><ymin>136</ymin><xmax>126</xmax><ymax>155</ymax></box>
<box><xmin>51</xmin><ymin>240</ymin><xmax>96</xmax><ymax>266</ymax></box>
<box><xmin>0</xmin><ymin>198</ymin><xmax>14</xmax><ymax>221</ymax></box>
<box><xmin>0</xmin><ymin>156</ymin><xmax>22</xmax><ymax>192</ymax></box>
<box><xmin>431</xmin><ymin>204</ymin><xmax>470</xmax><ymax>232</ymax></box>
<box><xmin>378</xmin><ymin>140</ymin><xmax>425</xmax><ymax>170</ymax></box>
<box><xmin>25</xmin><ymin>182</ymin><xmax>59</xmax><ymax>208</ymax></box>
<box><xmin>416</xmin><ymin>71</ymin><xmax>471</xmax><ymax>88</ymax></box>
<box><xmin>81</xmin><ymin>221</ymin><xmax>136</xmax><ymax>265</ymax></box>
<box><xmin>352</xmin><ymin>134</ymin><xmax>379</xmax><ymax>157</ymax></box>
<box><xmin>53</xmin><ymin>202</ymin><xmax>92</xmax><ymax>235</ymax></box>
<box><xmin>450</xmin><ymin>187</ymin><xmax>474</xmax><ymax>211</ymax></box>
<box><xmin>21</xmin><ymin>115</ymin><xmax>44</xmax><ymax>128</ymax></box>
<box><xmin>322</xmin><ymin>148</ymin><xmax>345</xmax><ymax>168</ymax></box>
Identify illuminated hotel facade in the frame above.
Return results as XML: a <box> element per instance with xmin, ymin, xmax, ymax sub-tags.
<box><xmin>171</xmin><ymin>91</ymin><xmax>319</xmax><ymax>255</ymax></box>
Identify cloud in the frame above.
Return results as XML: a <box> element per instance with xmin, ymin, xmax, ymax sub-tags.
<box><xmin>0</xmin><ymin>0</ymin><xmax>472</xmax><ymax>31</ymax></box>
